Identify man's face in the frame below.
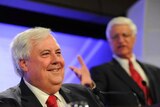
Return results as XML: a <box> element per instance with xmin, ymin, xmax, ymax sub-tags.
<box><xmin>108</xmin><ymin>24</ymin><xmax>136</xmax><ymax>59</ymax></box>
<box><xmin>21</xmin><ymin>35</ymin><xmax>65</xmax><ymax>94</ymax></box>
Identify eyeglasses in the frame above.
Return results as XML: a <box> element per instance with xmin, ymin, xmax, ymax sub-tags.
<box><xmin>110</xmin><ymin>33</ymin><xmax>133</xmax><ymax>41</ymax></box>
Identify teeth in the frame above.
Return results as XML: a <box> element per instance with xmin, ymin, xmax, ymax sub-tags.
<box><xmin>53</xmin><ymin>64</ymin><xmax>61</xmax><ymax>68</ymax></box>
<box><xmin>48</xmin><ymin>64</ymin><xmax>61</xmax><ymax>72</ymax></box>
<box><xmin>53</xmin><ymin>69</ymin><xmax>57</xmax><ymax>72</ymax></box>
<box><xmin>49</xmin><ymin>68</ymin><xmax>60</xmax><ymax>72</ymax></box>
<box><xmin>54</xmin><ymin>68</ymin><xmax>59</xmax><ymax>71</ymax></box>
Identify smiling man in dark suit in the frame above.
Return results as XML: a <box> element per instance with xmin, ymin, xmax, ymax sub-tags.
<box><xmin>70</xmin><ymin>17</ymin><xmax>160</xmax><ymax>107</ymax></box>
<box><xmin>0</xmin><ymin>27</ymin><xmax>104</xmax><ymax>107</ymax></box>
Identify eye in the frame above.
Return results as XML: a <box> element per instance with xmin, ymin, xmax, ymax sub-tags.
<box><xmin>41</xmin><ymin>50</ymin><xmax>50</xmax><ymax>57</ymax></box>
<box><xmin>123</xmin><ymin>34</ymin><xmax>130</xmax><ymax>37</ymax></box>
<box><xmin>56</xmin><ymin>51</ymin><xmax>61</xmax><ymax>55</ymax></box>
<box><xmin>55</xmin><ymin>49</ymin><xmax>62</xmax><ymax>56</ymax></box>
<box><xmin>42</xmin><ymin>52</ymin><xmax>49</xmax><ymax>55</ymax></box>
<box><xmin>111</xmin><ymin>34</ymin><xmax>118</xmax><ymax>40</ymax></box>
<box><xmin>122</xmin><ymin>32</ymin><xmax>132</xmax><ymax>38</ymax></box>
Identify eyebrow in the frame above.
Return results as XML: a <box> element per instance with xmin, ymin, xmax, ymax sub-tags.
<box><xmin>55</xmin><ymin>48</ymin><xmax>61</xmax><ymax>52</ymax></box>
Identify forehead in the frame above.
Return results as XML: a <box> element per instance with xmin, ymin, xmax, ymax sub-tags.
<box><xmin>111</xmin><ymin>24</ymin><xmax>132</xmax><ymax>32</ymax></box>
<box><xmin>31</xmin><ymin>35</ymin><xmax>60</xmax><ymax>49</ymax></box>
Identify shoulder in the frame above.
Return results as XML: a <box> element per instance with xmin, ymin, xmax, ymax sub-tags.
<box><xmin>90</xmin><ymin>59</ymin><xmax>117</xmax><ymax>74</ymax></box>
<box><xmin>61</xmin><ymin>83</ymin><xmax>95</xmax><ymax>97</ymax></box>
<box><xmin>91</xmin><ymin>62</ymin><xmax>112</xmax><ymax>70</ymax></box>
<box><xmin>0</xmin><ymin>85</ymin><xmax>20</xmax><ymax>98</ymax></box>
<box><xmin>0</xmin><ymin>85</ymin><xmax>21</xmax><ymax>107</ymax></box>
<box><xmin>138</xmin><ymin>61</ymin><xmax>160</xmax><ymax>80</ymax></box>
<box><xmin>138</xmin><ymin>61</ymin><xmax>160</xmax><ymax>71</ymax></box>
<box><xmin>62</xmin><ymin>84</ymin><xmax>91</xmax><ymax>92</ymax></box>
<box><xmin>61</xmin><ymin>84</ymin><xmax>104</xmax><ymax>107</ymax></box>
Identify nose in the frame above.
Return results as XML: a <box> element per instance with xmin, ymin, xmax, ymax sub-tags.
<box><xmin>117</xmin><ymin>35</ymin><xmax>125</xmax><ymax>43</ymax></box>
<box><xmin>51</xmin><ymin>53</ymin><xmax>59</xmax><ymax>65</ymax></box>
<box><xmin>51</xmin><ymin>55</ymin><xmax>62</xmax><ymax>69</ymax></box>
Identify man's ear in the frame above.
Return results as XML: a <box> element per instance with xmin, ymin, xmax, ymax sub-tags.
<box><xmin>19</xmin><ymin>59</ymin><xmax>28</xmax><ymax>72</ymax></box>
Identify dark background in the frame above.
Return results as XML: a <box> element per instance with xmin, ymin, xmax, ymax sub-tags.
<box><xmin>0</xmin><ymin>0</ymin><xmax>137</xmax><ymax>39</ymax></box>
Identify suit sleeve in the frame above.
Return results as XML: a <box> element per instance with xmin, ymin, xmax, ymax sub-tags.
<box><xmin>90</xmin><ymin>66</ymin><xmax>108</xmax><ymax>91</ymax></box>
<box><xmin>0</xmin><ymin>98</ymin><xmax>20</xmax><ymax>107</ymax></box>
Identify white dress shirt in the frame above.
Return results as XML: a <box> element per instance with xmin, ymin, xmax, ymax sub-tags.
<box><xmin>24</xmin><ymin>79</ymin><xmax>67</xmax><ymax>107</ymax></box>
<box><xmin>113</xmin><ymin>54</ymin><xmax>149</xmax><ymax>86</ymax></box>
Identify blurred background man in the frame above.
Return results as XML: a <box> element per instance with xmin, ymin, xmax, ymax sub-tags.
<box><xmin>70</xmin><ymin>17</ymin><xmax>160</xmax><ymax>107</ymax></box>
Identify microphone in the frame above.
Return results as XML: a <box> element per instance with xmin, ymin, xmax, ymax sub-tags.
<box><xmin>142</xmin><ymin>80</ymin><xmax>147</xmax><ymax>86</ymax></box>
<box><xmin>141</xmin><ymin>80</ymin><xmax>150</xmax><ymax>105</ymax></box>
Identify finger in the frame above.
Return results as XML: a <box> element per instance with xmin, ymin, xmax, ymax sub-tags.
<box><xmin>69</xmin><ymin>66</ymin><xmax>81</xmax><ymax>75</ymax></box>
<box><xmin>77</xmin><ymin>55</ymin><xmax>85</xmax><ymax>66</ymax></box>
<box><xmin>69</xmin><ymin>66</ymin><xmax>82</xmax><ymax>79</ymax></box>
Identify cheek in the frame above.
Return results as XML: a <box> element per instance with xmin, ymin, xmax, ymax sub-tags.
<box><xmin>59</xmin><ymin>57</ymin><xmax>65</xmax><ymax>66</ymax></box>
<box><xmin>30</xmin><ymin>59</ymin><xmax>49</xmax><ymax>71</ymax></box>
<box><xmin>110</xmin><ymin>42</ymin><xmax>118</xmax><ymax>49</ymax></box>
<box><xmin>129</xmin><ymin>40</ymin><xmax>135</xmax><ymax>49</ymax></box>
<box><xmin>129</xmin><ymin>37</ymin><xmax>136</xmax><ymax>46</ymax></box>
<box><xmin>62</xmin><ymin>58</ymin><xmax>65</xmax><ymax>66</ymax></box>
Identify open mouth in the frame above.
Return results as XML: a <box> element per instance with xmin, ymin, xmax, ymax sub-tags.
<box><xmin>48</xmin><ymin>68</ymin><xmax>61</xmax><ymax>72</ymax></box>
<box><xmin>47</xmin><ymin>62</ymin><xmax>64</xmax><ymax>72</ymax></box>
<box><xmin>118</xmin><ymin>45</ymin><xmax>126</xmax><ymax>49</ymax></box>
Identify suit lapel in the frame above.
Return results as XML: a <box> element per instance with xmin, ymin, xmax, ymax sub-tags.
<box><xmin>138</xmin><ymin>62</ymin><xmax>160</xmax><ymax>103</ymax></box>
<box><xmin>59</xmin><ymin>86</ymin><xmax>73</xmax><ymax>104</ymax></box>
<box><xmin>110</xmin><ymin>59</ymin><xmax>145</xmax><ymax>100</ymax></box>
<box><xmin>19</xmin><ymin>79</ymin><xmax>42</xmax><ymax>107</ymax></box>
<box><xmin>60</xmin><ymin>85</ymin><xmax>90</xmax><ymax>104</ymax></box>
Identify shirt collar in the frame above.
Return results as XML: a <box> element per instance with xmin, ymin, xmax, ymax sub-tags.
<box><xmin>113</xmin><ymin>54</ymin><xmax>136</xmax><ymax>63</ymax></box>
<box><xmin>23</xmin><ymin>78</ymin><xmax>62</xmax><ymax>106</ymax></box>
<box><xmin>113</xmin><ymin>54</ymin><xmax>136</xmax><ymax>75</ymax></box>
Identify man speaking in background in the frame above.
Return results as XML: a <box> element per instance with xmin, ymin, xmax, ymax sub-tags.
<box><xmin>70</xmin><ymin>17</ymin><xmax>160</xmax><ymax>107</ymax></box>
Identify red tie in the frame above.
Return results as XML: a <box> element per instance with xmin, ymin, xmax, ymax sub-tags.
<box><xmin>46</xmin><ymin>95</ymin><xmax>58</xmax><ymax>107</ymax></box>
<box><xmin>128</xmin><ymin>59</ymin><xmax>152</xmax><ymax>105</ymax></box>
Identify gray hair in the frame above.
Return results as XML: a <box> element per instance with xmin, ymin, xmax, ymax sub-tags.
<box><xmin>106</xmin><ymin>16</ymin><xmax>137</xmax><ymax>39</ymax></box>
<box><xmin>10</xmin><ymin>27</ymin><xmax>52</xmax><ymax>77</ymax></box>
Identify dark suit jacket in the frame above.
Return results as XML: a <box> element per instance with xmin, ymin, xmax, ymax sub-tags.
<box><xmin>91</xmin><ymin>59</ymin><xmax>160</xmax><ymax>107</ymax></box>
<box><xmin>0</xmin><ymin>79</ymin><xmax>104</xmax><ymax>107</ymax></box>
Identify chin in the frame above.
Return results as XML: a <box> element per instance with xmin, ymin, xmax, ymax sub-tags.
<box><xmin>117</xmin><ymin>53</ymin><xmax>128</xmax><ymax>58</ymax></box>
<box><xmin>53</xmin><ymin>78</ymin><xmax>63</xmax><ymax>85</ymax></box>
<box><xmin>49</xmin><ymin>84</ymin><xmax>62</xmax><ymax>94</ymax></box>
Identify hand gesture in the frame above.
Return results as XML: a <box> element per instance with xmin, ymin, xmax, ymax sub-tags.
<box><xmin>69</xmin><ymin>55</ymin><xmax>93</xmax><ymax>88</ymax></box>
